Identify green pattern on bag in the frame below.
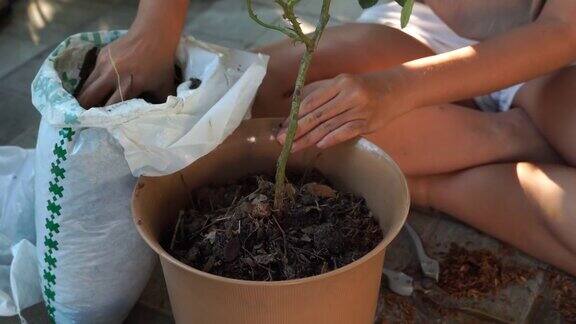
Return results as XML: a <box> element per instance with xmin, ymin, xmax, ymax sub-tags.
<box><xmin>42</xmin><ymin>127</ymin><xmax>75</xmax><ymax>323</ymax></box>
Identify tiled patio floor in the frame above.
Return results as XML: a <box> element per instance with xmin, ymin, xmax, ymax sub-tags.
<box><xmin>0</xmin><ymin>0</ymin><xmax>571</xmax><ymax>323</ymax></box>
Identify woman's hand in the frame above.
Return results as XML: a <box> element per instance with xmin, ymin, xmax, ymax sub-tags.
<box><xmin>77</xmin><ymin>0</ymin><xmax>189</xmax><ymax>108</ymax></box>
<box><xmin>277</xmin><ymin>72</ymin><xmax>409</xmax><ymax>152</ymax></box>
<box><xmin>77</xmin><ymin>31</ymin><xmax>177</xmax><ymax>108</ymax></box>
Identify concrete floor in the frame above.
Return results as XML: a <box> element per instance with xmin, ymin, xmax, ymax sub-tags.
<box><xmin>0</xmin><ymin>0</ymin><xmax>571</xmax><ymax>323</ymax></box>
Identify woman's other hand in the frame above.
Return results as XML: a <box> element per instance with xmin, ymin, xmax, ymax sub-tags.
<box><xmin>277</xmin><ymin>71</ymin><xmax>411</xmax><ymax>152</ymax></box>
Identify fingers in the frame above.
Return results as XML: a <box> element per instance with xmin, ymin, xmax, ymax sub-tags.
<box><xmin>104</xmin><ymin>90</ymin><xmax>123</xmax><ymax>107</ymax></box>
<box><xmin>278</xmin><ymin>79</ymin><xmax>334</xmax><ymax>129</ymax></box>
<box><xmin>317</xmin><ymin>120</ymin><xmax>366</xmax><ymax>149</ymax></box>
<box><xmin>278</xmin><ymin>82</ymin><xmax>345</xmax><ymax>142</ymax></box>
<box><xmin>282</xmin><ymin>93</ymin><xmax>351</xmax><ymax>144</ymax></box>
<box><xmin>301</xmin><ymin>79</ymin><xmax>331</xmax><ymax>105</ymax></box>
<box><xmin>78</xmin><ymin>68</ymin><xmax>134</xmax><ymax>108</ymax></box>
<box><xmin>77</xmin><ymin>74</ymin><xmax>114</xmax><ymax>109</ymax></box>
<box><xmin>291</xmin><ymin>109</ymin><xmax>359</xmax><ymax>152</ymax></box>
<box><xmin>298</xmin><ymin>79</ymin><xmax>340</xmax><ymax>118</ymax></box>
<box><xmin>104</xmin><ymin>74</ymin><xmax>134</xmax><ymax>106</ymax></box>
<box><xmin>77</xmin><ymin>45</ymin><xmax>128</xmax><ymax>108</ymax></box>
<box><xmin>77</xmin><ymin>50</ymin><xmax>109</xmax><ymax>108</ymax></box>
<box><xmin>277</xmin><ymin>73</ymin><xmax>372</xmax><ymax>151</ymax></box>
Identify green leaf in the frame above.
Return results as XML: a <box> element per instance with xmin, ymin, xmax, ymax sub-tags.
<box><xmin>358</xmin><ymin>0</ymin><xmax>379</xmax><ymax>9</ymax></box>
<box><xmin>400</xmin><ymin>0</ymin><xmax>414</xmax><ymax>28</ymax></box>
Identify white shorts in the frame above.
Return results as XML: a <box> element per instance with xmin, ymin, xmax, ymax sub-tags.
<box><xmin>357</xmin><ymin>2</ymin><xmax>522</xmax><ymax>112</ymax></box>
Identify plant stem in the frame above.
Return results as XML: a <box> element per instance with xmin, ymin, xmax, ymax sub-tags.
<box><xmin>247</xmin><ymin>0</ymin><xmax>298</xmax><ymax>40</ymax></box>
<box><xmin>273</xmin><ymin>0</ymin><xmax>331</xmax><ymax>210</ymax></box>
<box><xmin>273</xmin><ymin>48</ymin><xmax>313</xmax><ymax>210</ymax></box>
<box><xmin>246</xmin><ymin>0</ymin><xmax>331</xmax><ymax>211</ymax></box>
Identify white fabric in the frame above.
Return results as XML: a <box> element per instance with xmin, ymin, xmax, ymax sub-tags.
<box><xmin>424</xmin><ymin>0</ymin><xmax>545</xmax><ymax>40</ymax></box>
<box><xmin>357</xmin><ymin>2</ymin><xmax>524</xmax><ymax>112</ymax></box>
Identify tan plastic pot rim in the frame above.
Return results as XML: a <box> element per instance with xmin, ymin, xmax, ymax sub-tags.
<box><xmin>132</xmin><ymin>136</ymin><xmax>410</xmax><ymax>287</ymax></box>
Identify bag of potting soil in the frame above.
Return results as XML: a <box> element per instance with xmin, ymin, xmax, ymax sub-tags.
<box><xmin>31</xmin><ymin>31</ymin><xmax>268</xmax><ymax>323</ymax></box>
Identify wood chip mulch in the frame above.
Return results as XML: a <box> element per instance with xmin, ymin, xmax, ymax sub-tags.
<box><xmin>382</xmin><ymin>290</ymin><xmax>416</xmax><ymax>324</ymax></box>
<box><xmin>549</xmin><ymin>271</ymin><xmax>576</xmax><ymax>322</ymax></box>
<box><xmin>438</xmin><ymin>243</ymin><xmax>535</xmax><ymax>299</ymax></box>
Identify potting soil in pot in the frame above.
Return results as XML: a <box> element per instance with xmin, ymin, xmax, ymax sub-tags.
<box><xmin>165</xmin><ymin>171</ymin><xmax>384</xmax><ymax>281</ymax></box>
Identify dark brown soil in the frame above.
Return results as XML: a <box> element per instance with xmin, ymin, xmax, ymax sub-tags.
<box><xmin>189</xmin><ymin>77</ymin><xmax>202</xmax><ymax>90</ymax></box>
<box><xmin>164</xmin><ymin>171</ymin><xmax>383</xmax><ymax>281</ymax></box>
<box><xmin>438</xmin><ymin>243</ymin><xmax>535</xmax><ymax>299</ymax></box>
<box><xmin>73</xmin><ymin>47</ymin><xmax>187</xmax><ymax>108</ymax></box>
<box><xmin>73</xmin><ymin>46</ymin><xmax>99</xmax><ymax>99</ymax></box>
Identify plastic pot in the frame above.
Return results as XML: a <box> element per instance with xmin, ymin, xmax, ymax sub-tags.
<box><xmin>132</xmin><ymin>118</ymin><xmax>410</xmax><ymax>324</ymax></box>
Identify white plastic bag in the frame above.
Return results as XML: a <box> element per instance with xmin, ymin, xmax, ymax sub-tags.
<box><xmin>0</xmin><ymin>147</ymin><xmax>42</xmax><ymax>318</ymax></box>
<box><xmin>0</xmin><ymin>147</ymin><xmax>35</xmax><ymax>245</ymax></box>
<box><xmin>31</xmin><ymin>31</ymin><xmax>268</xmax><ymax>323</ymax></box>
